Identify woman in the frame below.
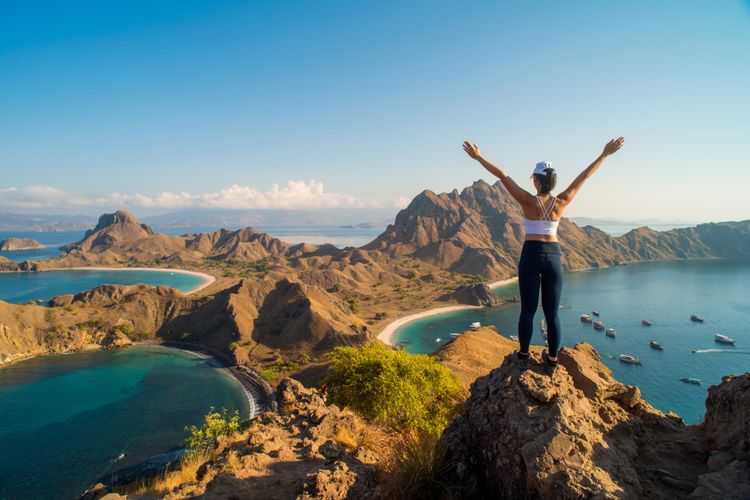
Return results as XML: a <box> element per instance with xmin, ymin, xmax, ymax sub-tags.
<box><xmin>462</xmin><ymin>137</ymin><xmax>625</xmax><ymax>372</ymax></box>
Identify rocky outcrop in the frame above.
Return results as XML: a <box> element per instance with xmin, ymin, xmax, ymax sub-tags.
<box><xmin>691</xmin><ymin>373</ymin><xmax>750</xmax><ymax>499</ymax></box>
<box><xmin>0</xmin><ymin>237</ymin><xmax>45</xmax><ymax>251</ymax></box>
<box><xmin>434</xmin><ymin>327</ymin><xmax>534</xmax><ymax>388</ymax></box>
<box><xmin>439</xmin><ymin>342</ymin><xmax>750</xmax><ymax>499</ymax></box>
<box><xmin>439</xmin><ymin>283</ymin><xmax>502</xmax><ymax>306</ymax></box>
<box><xmin>156</xmin><ymin>378</ymin><xmax>381</xmax><ymax>499</ymax></box>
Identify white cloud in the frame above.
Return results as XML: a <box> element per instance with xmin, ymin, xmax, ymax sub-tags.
<box><xmin>0</xmin><ymin>180</ymin><xmax>409</xmax><ymax>211</ymax></box>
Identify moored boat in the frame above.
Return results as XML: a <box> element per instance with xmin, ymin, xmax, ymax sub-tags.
<box><xmin>649</xmin><ymin>341</ymin><xmax>664</xmax><ymax>350</ymax></box>
<box><xmin>618</xmin><ymin>354</ymin><xmax>641</xmax><ymax>364</ymax></box>
<box><xmin>690</xmin><ymin>315</ymin><xmax>704</xmax><ymax>323</ymax></box>
<box><xmin>592</xmin><ymin>310</ymin><xmax>600</xmax><ymax>316</ymax></box>
<box><xmin>470</xmin><ymin>321</ymin><xmax>481</xmax><ymax>330</ymax></box>
<box><xmin>580</xmin><ymin>314</ymin><xmax>593</xmax><ymax>323</ymax></box>
<box><xmin>714</xmin><ymin>333</ymin><xmax>735</xmax><ymax>345</ymax></box>
<box><xmin>606</xmin><ymin>328</ymin><xmax>616</xmax><ymax>337</ymax></box>
<box><xmin>593</xmin><ymin>321</ymin><xmax>605</xmax><ymax>331</ymax></box>
<box><xmin>509</xmin><ymin>335</ymin><xmax>519</xmax><ymax>341</ymax></box>
<box><xmin>449</xmin><ymin>332</ymin><xmax>462</xmax><ymax>338</ymax></box>
<box><xmin>641</xmin><ymin>319</ymin><xmax>652</xmax><ymax>326</ymax></box>
<box><xmin>435</xmin><ymin>337</ymin><xmax>442</xmax><ymax>343</ymax></box>
<box><xmin>680</xmin><ymin>377</ymin><xmax>701</xmax><ymax>385</ymax></box>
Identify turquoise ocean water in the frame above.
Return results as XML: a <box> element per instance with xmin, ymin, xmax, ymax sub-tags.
<box><xmin>0</xmin><ymin>269</ymin><xmax>207</xmax><ymax>304</ymax></box>
<box><xmin>394</xmin><ymin>259</ymin><xmax>750</xmax><ymax>424</ymax></box>
<box><xmin>0</xmin><ymin>346</ymin><xmax>249</xmax><ymax>499</ymax></box>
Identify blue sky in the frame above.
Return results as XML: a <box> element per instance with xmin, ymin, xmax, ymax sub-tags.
<box><xmin>1</xmin><ymin>1</ymin><xmax>748</xmax><ymax>221</ymax></box>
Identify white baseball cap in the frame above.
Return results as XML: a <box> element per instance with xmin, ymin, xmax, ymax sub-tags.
<box><xmin>532</xmin><ymin>160</ymin><xmax>553</xmax><ymax>177</ymax></box>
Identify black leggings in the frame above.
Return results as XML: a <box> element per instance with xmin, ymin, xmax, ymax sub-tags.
<box><xmin>517</xmin><ymin>241</ymin><xmax>563</xmax><ymax>357</ymax></box>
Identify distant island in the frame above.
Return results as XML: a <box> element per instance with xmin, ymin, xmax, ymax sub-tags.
<box><xmin>0</xmin><ymin>237</ymin><xmax>46</xmax><ymax>251</ymax></box>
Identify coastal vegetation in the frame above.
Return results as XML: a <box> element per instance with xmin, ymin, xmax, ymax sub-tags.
<box><xmin>324</xmin><ymin>342</ymin><xmax>465</xmax><ymax>437</ymax></box>
<box><xmin>185</xmin><ymin>407</ymin><xmax>242</xmax><ymax>451</ymax></box>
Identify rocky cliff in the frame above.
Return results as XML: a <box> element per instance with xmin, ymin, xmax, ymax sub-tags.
<box><xmin>439</xmin><ymin>342</ymin><xmax>750</xmax><ymax>499</ymax></box>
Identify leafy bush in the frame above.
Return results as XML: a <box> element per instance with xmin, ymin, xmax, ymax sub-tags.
<box><xmin>324</xmin><ymin>342</ymin><xmax>464</xmax><ymax>436</ymax></box>
<box><xmin>343</xmin><ymin>294</ymin><xmax>359</xmax><ymax>313</ymax></box>
<box><xmin>185</xmin><ymin>407</ymin><xmax>240</xmax><ymax>451</ymax></box>
<box><xmin>259</xmin><ymin>359</ymin><xmax>300</xmax><ymax>381</ymax></box>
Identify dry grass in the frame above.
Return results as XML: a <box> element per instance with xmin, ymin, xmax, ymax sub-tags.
<box><xmin>117</xmin><ymin>449</ymin><xmax>213</xmax><ymax>497</ymax></box>
<box><xmin>224</xmin><ymin>449</ymin><xmax>242</xmax><ymax>475</ymax></box>
<box><xmin>333</xmin><ymin>426</ymin><xmax>358</xmax><ymax>452</ymax></box>
<box><xmin>380</xmin><ymin>431</ymin><xmax>460</xmax><ymax>500</ymax></box>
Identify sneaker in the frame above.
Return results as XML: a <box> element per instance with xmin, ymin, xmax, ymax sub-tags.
<box><xmin>516</xmin><ymin>351</ymin><xmax>530</xmax><ymax>370</ymax></box>
<box><xmin>542</xmin><ymin>351</ymin><xmax>558</xmax><ymax>374</ymax></box>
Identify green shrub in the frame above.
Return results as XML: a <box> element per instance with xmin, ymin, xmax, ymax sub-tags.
<box><xmin>343</xmin><ymin>294</ymin><xmax>359</xmax><ymax>313</ymax></box>
<box><xmin>185</xmin><ymin>407</ymin><xmax>240</xmax><ymax>451</ymax></box>
<box><xmin>259</xmin><ymin>359</ymin><xmax>300</xmax><ymax>381</ymax></box>
<box><xmin>324</xmin><ymin>342</ymin><xmax>464</xmax><ymax>436</ymax></box>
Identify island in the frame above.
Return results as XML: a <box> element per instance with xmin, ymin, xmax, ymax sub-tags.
<box><xmin>0</xmin><ymin>237</ymin><xmax>46</xmax><ymax>251</ymax></box>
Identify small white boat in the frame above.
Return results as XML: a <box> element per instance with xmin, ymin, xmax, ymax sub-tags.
<box><xmin>714</xmin><ymin>333</ymin><xmax>735</xmax><ymax>345</ymax></box>
<box><xmin>641</xmin><ymin>319</ymin><xmax>652</xmax><ymax>326</ymax></box>
<box><xmin>449</xmin><ymin>332</ymin><xmax>462</xmax><ymax>338</ymax></box>
<box><xmin>618</xmin><ymin>354</ymin><xmax>641</xmax><ymax>365</ymax></box>
<box><xmin>510</xmin><ymin>335</ymin><xmax>519</xmax><ymax>341</ymax></box>
<box><xmin>435</xmin><ymin>338</ymin><xmax>442</xmax><ymax>343</ymax></box>
<box><xmin>680</xmin><ymin>377</ymin><xmax>701</xmax><ymax>385</ymax></box>
<box><xmin>470</xmin><ymin>322</ymin><xmax>481</xmax><ymax>330</ymax></box>
<box><xmin>593</xmin><ymin>321</ymin><xmax>605</xmax><ymax>331</ymax></box>
<box><xmin>580</xmin><ymin>314</ymin><xmax>593</xmax><ymax>323</ymax></box>
<box><xmin>606</xmin><ymin>328</ymin><xmax>616</xmax><ymax>338</ymax></box>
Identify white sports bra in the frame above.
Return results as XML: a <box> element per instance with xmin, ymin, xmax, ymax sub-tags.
<box><xmin>524</xmin><ymin>196</ymin><xmax>559</xmax><ymax>235</ymax></box>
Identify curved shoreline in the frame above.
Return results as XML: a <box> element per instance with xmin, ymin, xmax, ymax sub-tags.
<box><xmin>61</xmin><ymin>266</ymin><xmax>216</xmax><ymax>295</ymax></box>
<box><xmin>377</xmin><ymin>277</ymin><xmax>518</xmax><ymax>347</ymax></box>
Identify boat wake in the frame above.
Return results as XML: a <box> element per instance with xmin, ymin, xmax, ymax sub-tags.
<box><xmin>692</xmin><ymin>349</ymin><xmax>750</xmax><ymax>355</ymax></box>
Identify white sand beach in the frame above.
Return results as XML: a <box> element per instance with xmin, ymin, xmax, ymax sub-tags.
<box><xmin>64</xmin><ymin>267</ymin><xmax>216</xmax><ymax>295</ymax></box>
<box><xmin>377</xmin><ymin>276</ymin><xmax>519</xmax><ymax>347</ymax></box>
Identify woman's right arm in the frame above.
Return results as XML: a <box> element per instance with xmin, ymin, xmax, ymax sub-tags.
<box><xmin>462</xmin><ymin>141</ymin><xmax>533</xmax><ymax>205</ymax></box>
<box><xmin>557</xmin><ymin>136</ymin><xmax>624</xmax><ymax>205</ymax></box>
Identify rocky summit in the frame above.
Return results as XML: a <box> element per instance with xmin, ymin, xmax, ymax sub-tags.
<box><xmin>439</xmin><ymin>342</ymin><xmax>750</xmax><ymax>499</ymax></box>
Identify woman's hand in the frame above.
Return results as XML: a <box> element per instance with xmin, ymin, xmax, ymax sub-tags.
<box><xmin>602</xmin><ymin>136</ymin><xmax>625</xmax><ymax>157</ymax></box>
<box><xmin>462</xmin><ymin>140</ymin><xmax>482</xmax><ymax>160</ymax></box>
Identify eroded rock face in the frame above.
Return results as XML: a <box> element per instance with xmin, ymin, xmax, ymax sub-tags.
<box><xmin>439</xmin><ymin>343</ymin><xmax>750</xmax><ymax>499</ymax></box>
<box><xmin>167</xmin><ymin>378</ymin><xmax>380</xmax><ymax>500</ymax></box>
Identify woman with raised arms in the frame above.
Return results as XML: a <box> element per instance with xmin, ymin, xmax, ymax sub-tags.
<box><xmin>462</xmin><ymin>137</ymin><xmax>625</xmax><ymax>372</ymax></box>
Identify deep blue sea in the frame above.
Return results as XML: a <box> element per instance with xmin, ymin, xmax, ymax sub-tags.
<box><xmin>0</xmin><ymin>231</ymin><xmax>85</xmax><ymax>263</ymax></box>
<box><xmin>0</xmin><ymin>269</ymin><xmax>207</xmax><ymax>304</ymax></box>
<box><xmin>0</xmin><ymin>346</ymin><xmax>249</xmax><ymax>499</ymax></box>
<box><xmin>394</xmin><ymin>259</ymin><xmax>750</xmax><ymax>424</ymax></box>
<box><xmin>0</xmin><ymin>225</ymin><xmax>383</xmax><ymax>265</ymax></box>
